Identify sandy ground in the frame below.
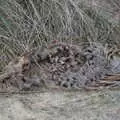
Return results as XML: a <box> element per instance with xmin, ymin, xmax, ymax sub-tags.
<box><xmin>0</xmin><ymin>89</ymin><xmax>120</xmax><ymax>120</ymax></box>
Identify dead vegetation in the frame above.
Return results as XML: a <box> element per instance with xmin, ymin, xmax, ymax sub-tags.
<box><xmin>0</xmin><ymin>41</ymin><xmax>120</xmax><ymax>93</ymax></box>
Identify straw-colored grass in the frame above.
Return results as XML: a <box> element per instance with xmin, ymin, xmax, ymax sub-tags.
<box><xmin>0</xmin><ymin>0</ymin><xmax>120</xmax><ymax>71</ymax></box>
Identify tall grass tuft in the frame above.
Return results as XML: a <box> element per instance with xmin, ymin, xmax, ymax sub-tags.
<box><xmin>0</xmin><ymin>0</ymin><xmax>120</xmax><ymax>71</ymax></box>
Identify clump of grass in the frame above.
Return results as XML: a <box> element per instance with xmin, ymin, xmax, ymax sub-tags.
<box><xmin>0</xmin><ymin>0</ymin><xmax>120</xmax><ymax>71</ymax></box>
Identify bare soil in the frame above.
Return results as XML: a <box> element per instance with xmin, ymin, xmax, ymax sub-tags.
<box><xmin>0</xmin><ymin>89</ymin><xmax>120</xmax><ymax>120</ymax></box>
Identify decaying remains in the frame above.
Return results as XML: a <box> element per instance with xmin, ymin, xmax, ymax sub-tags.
<box><xmin>0</xmin><ymin>41</ymin><xmax>120</xmax><ymax>92</ymax></box>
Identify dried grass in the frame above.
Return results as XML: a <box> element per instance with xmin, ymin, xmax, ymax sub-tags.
<box><xmin>0</xmin><ymin>0</ymin><xmax>120</xmax><ymax>71</ymax></box>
